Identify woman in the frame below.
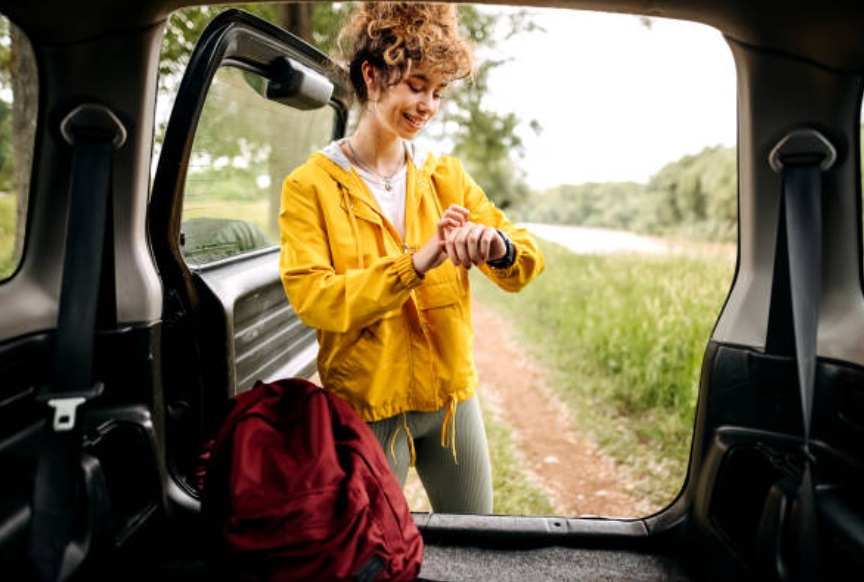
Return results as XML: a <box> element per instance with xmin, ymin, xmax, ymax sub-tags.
<box><xmin>279</xmin><ymin>2</ymin><xmax>544</xmax><ymax>514</ymax></box>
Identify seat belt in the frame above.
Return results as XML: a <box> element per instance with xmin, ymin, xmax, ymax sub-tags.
<box><xmin>28</xmin><ymin>104</ymin><xmax>126</xmax><ymax>582</ymax></box>
<box><xmin>768</xmin><ymin>128</ymin><xmax>836</xmax><ymax>581</ymax></box>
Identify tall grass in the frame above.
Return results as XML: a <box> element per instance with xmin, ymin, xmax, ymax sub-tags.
<box><xmin>472</xmin><ymin>240</ymin><xmax>735</xmax><ymax>505</ymax></box>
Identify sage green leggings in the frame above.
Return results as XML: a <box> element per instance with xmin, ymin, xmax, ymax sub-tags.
<box><xmin>367</xmin><ymin>395</ymin><xmax>493</xmax><ymax>514</ymax></box>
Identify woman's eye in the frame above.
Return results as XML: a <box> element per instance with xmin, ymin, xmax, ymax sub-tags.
<box><xmin>408</xmin><ymin>83</ymin><xmax>423</xmax><ymax>93</ymax></box>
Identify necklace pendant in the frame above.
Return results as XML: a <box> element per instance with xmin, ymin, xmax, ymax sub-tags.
<box><xmin>384</xmin><ymin>181</ymin><xmax>392</xmax><ymax>191</ymax></box>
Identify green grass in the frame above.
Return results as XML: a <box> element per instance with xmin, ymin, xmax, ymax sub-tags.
<box><xmin>0</xmin><ymin>194</ymin><xmax>17</xmax><ymax>279</ymax></box>
<box><xmin>472</xmin><ymin>240</ymin><xmax>735</xmax><ymax>506</ymax></box>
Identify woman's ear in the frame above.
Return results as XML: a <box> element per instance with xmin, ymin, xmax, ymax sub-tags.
<box><xmin>361</xmin><ymin>61</ymin><xmax>378</xmax><ymax>99</ymax></box>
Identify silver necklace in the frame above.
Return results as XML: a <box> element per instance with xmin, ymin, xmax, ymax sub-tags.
<box><xmin>346</xmin><ymin>139</ymin><xmax>405</xmax><ymax>192</ymax></box>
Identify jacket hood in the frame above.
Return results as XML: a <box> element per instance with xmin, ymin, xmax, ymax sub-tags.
<box><xmin>320</xmin><ymin>138</ymin><xmax>436</xmax><ymax>177</ymax></box>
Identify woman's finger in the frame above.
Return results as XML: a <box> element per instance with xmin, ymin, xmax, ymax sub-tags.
<box><xmin>466</xmin><ymin>224</ymin><xmax>486</xmax><ymax>263</ymax></box>
<box><xmin>447</xmin><ymin>223</ymin><xmax>473</xmax><ymax>267</ymax></box>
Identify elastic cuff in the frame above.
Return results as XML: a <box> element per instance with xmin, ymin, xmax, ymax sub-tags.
<box><xmin>394</xmin><ymin>251</ymin><xmax>424</xmax><ymax>289</ymax></box>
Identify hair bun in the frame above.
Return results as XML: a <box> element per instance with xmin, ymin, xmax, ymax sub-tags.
<box><xmin>339</xmin><ymin>2</ymin><xmax>474</xmax><ymax>102</ymax></box>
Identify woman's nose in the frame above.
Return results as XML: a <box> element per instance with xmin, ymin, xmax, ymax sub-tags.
<box><xmin>418</xmin><ymin>92</ymin><xmax>435</xmax><ymax>113</ymax></box>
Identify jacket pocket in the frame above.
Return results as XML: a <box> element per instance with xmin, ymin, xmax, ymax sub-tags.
<box><xmin>326</xmin><ymin>314</ymin><xmax>394</xmax><ymax>385</ymax></box>
<box><xmin>413</xmin><ymin>260</ymin><xmax>466</xmax><ymax>310</ymax></box>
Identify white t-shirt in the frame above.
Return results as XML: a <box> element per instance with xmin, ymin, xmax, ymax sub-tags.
<box><xmin>353</xmin><ymin>164</ymin><xmax>407</xmax><ymax>239</ymax></box>
<box><xmin>322</xmin><ymin>140</ymin><xmax>414</xmax><ymax>240</ymax></box>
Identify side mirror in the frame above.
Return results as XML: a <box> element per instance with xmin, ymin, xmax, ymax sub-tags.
<box><xmin>266</xmin><ymin>56</ymin><xmax>334</xmax><ymax>110</ymax></box>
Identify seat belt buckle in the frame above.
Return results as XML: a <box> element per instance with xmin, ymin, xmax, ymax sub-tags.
<box><xmin>36</xmin><ymin>382</ymin><xmax>105</xmax><ymax>432</ymax></box>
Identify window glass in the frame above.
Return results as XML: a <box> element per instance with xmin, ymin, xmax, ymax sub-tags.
<box><xmin>0</xmin><ymin>16</ymin><xmax>37</xmax><ymax>281</ymax></box>
<box><xmin>180</xmin><ymin>65</ymin><xmax>335</xmax><ymax>265</ymax></box>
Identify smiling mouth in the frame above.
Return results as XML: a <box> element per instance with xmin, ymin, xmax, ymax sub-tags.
<box><xmin>404</xmin><ymin>113</ymin><xmax>426</xmax><ymax>129</ymax></box>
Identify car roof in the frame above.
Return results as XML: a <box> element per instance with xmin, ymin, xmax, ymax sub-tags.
<box><xmin>4</xmin><ymin>0</ymin><xmax>864</xmax><ymax>73</ymax></box>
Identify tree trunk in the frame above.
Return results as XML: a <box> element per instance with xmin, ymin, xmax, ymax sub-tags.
<box><xmin>276</xmin><ymin>3</ymin><xmax>314</xmax><ymax>42</ymax></box>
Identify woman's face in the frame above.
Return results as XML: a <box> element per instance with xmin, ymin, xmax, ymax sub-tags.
<box><xmin>366</xmin><ymin>62</ymin><xmax>448</xmax><ymax>139</ymax></box>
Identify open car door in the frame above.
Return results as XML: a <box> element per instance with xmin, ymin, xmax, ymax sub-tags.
<box><xmin>149</xmin><ymin>8</ymin><xmax>350</xmax><ymax>517</ymax></box>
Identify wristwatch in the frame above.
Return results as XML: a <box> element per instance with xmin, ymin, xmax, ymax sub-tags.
<box><xmin>487</xmin><ymin>230</ymin><xmax>516</xmax><ymax>269</ymax></box>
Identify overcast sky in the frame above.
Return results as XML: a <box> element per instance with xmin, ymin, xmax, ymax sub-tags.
<box><xmin>478</xmin><ymin>7</ymin><xmax>737</xmax><ymax>190</ymax></box>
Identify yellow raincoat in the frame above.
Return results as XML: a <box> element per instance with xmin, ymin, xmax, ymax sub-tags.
<box><xmin>279</xmin><ymin>146</ymin><xmax>544</xmax><ymax>423</ymax></box>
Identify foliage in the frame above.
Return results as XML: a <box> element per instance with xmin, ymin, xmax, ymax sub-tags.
<box><xmin>188</xmin><ymin>68</ymin><xmax>273</xmax><ymax>180</ymax></box>
<box><xmin>644</xmin><ymin>145</ymin><xmax>737</xmax><ymax>241</ymax></box>
<box><xmin>159</xmin><ymin>3</ymin><xmax>538</xmax><ymax>210</ymax></box>
<box><xmin>310</xmin><ymin>3</ymin><xmax>355</xmax><ymax>53</ymax></box>
<box><xmin>516</xmin><ymin>181</ymin><xmax>646</xmax><ymax>229</ymax></box>
<box><xmin>0</xmin><ymin>19</ymin><xmax>14</xmax><ymax>194</ymax></box>
<box><xmin>437</xmin><ymin>5</ymin><xmax>541</xmax><ymax>209</ymax></box>
<box><xmin>0</xmin><ymin>17</ymin><xmax>24</xmax><ymax>276</ymax></box>
<box><xmin>447</xmin><ymin>57</ymin><xmax>530</xmax><ymax>209</ymax></box>
<box><xmin>160</xmin><ymin>4</ymin><xmax>311</xmax><ymax>76</ymax></box>
<box><xmin>471</xmin><ymin>240</ymin><xmax>735</xmax><ymax>506</ymax></box>
<box><xmin>158</xmin><ymin>3</ymin><xmax>274</xmax><ymax>131</ymax></box>
<box><xmin>0</xmin><ymin>193</ymin><xmax>15</xmax><ymax>278</ymax></box>
<box><xmin>0</xmin><ymin>17</ymin><xmax>8</xmax><ymax>92</ymax></box>
<box><xmin>0</xmin><ymin>92</ymin><xmax>11</xmax><ymax>192</ymax></box>
<box><xmin>511</xmin><ymin>145</ymin><xmax>738</xmax><ymax>243</ymax></box>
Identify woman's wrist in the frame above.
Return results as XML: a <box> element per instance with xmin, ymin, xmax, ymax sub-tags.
<box><xmin>411</xmin><ymin>249</ymin><xmax>427</xmax><ymax>278</ymax></box>
<box><xmin>487</xmin><ymin>230</ymin><xmax>516</xmax><ymax>269</ymax></box>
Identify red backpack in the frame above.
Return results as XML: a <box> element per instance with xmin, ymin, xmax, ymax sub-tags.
<box><xmin>201</xmin><ymin>378</ymin><xmax>424</xmax><ymax>581</ymax></box>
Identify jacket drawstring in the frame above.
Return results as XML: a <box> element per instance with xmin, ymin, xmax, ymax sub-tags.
<box><xmin>440</xmin><ymin>395</ymin><xmax>459</xmax><ymax>464</ymax></box>
<box><xmin>390</xmin><ymin>412</ymin><xmax>416</xmax><ymax>468</ymax></box>
<box><xmin>341</xmin><ymin>184</ymin><xmax>365</xmax><ymax>268</ymax></box>
<box><xmin>420</xmin><ymin>165</ymin><xmax>457</xmax><ymax>465</ymax></box>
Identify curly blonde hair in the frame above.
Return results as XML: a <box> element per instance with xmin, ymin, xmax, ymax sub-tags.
<box><xmin>338</xmin><ymin>2</ymin><xmax>474</xmax><ymax>103</ymax></box>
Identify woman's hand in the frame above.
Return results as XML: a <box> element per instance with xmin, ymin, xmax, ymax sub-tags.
<box><xmin>412</xmin><ymin>204</ymin><xmax>471</xmax><ymax>275</ymax></box>
<box><xmin>444</xmin><ymin>221</ymin><xmax>506</xmax><ymax>268</ymax></box>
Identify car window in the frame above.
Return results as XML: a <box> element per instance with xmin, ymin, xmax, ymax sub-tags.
<box><xmin>178</xmin><ymin>65</ymin><xmax>335</xmax><ymax>266</ymax></box>
<box><xmin>0</xmin><ymin>15</ymin><xmax>36</xmax><ymax>281</ymax></box>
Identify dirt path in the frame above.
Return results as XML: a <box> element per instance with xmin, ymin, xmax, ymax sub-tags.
<box><xmin>406</xmin><ymin>300</ymin><xmax>653</xmax><ymax>517</ymax></box>
<box><xmin>472</xmin><ymin>300</ymin><xmax>654</xmax><ymax>517</ymax></box>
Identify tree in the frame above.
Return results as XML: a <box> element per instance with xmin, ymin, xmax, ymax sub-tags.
<box><xmin>158</xmin><ymin>3</ymin><xmax>538</xmax><ymax>210</ymax></box>
<box><xmin>646</xmin><ymin>145</ymin><xmax>736</xmax><ymax>240</ymax></box>
<box><xmin>513</xmin><ymin>145</ymin><xmax>738</xmax><ymax>243</ymax></box>
<box><xmin>436</xmin><ymin>4</ymin><xmax>541</xmax><ymax>209</ymax></box>
<box><xmin>446</xmin><ymin>58</ymin><xmax>531</xmax><ymax>209</ymax></box>
<box><xmin>0</xmin><ymin>17</ymin><xmax>37</xmax><ymax>264</ymax></box>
